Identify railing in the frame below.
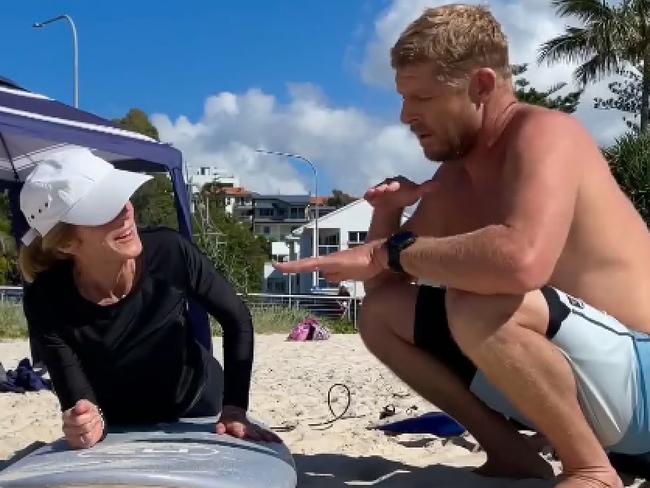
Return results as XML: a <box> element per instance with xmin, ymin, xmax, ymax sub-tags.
<box><xmin>0</xmin><ymin>286</ymin><xmax>24</xmax><ymax>304</ymax></box>
<box><xmin>318</xmin><ymin>245</ymin><xmax>340</xmax><ymax>256</ymax></box>
<box><xmin>238</xmin><ymin>292</ymin><xmax>360</xmax><ymax>329</ymax></box>
<box><xmin>0</xmin><ymin>286</ymin><xmax>361</xmax><ymax>329</ymax></box>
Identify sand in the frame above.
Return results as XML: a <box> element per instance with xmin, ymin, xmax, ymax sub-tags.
<box><xmin>0</xmin><ymin>335</ymin><xmax>645</xmax><ymax>487</ymax></box>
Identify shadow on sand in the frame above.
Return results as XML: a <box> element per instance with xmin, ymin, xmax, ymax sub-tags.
<box><xmin>293</xmin><ymin>453</ymin><xmax>555</xmax><ymax>488</ymax></box>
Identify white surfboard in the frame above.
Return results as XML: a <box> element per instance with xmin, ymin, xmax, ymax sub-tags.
<box><xmin>0</xmin><ymin>416</ymin><xmax>297</xmax><ymax>488</ymax></box>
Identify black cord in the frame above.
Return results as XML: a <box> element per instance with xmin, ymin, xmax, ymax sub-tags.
<box><xmin>307</xmin><ymin>383</ymin><xmax>351</xmax><ymax>427</ymax></box>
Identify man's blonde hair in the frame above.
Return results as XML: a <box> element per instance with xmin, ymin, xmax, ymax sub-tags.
<box><xmin>391</xmin><ymin>4</ymin><xmax>510</xmax><ymax>83</ymax></box>
<box><xmin>18</xmin><ymin>223</ymin><xmax>76</xmax><ymax>283</ymax></box>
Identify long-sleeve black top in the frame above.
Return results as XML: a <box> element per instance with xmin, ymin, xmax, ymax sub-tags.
<box><xmin>23</xmin><ymin>227</ymin><xmax>254</xmax><ymax>424</ymax></box>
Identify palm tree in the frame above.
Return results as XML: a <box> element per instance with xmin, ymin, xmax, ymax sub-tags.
<box><xmin>602</xmin><ymin>131</ymin><xmax>650</xmax><ymax>223</ymax></box>
<box><xmin>538</xmin><ymin>0</ymin><xmax>650</xmax><ymax>132</ymax></box>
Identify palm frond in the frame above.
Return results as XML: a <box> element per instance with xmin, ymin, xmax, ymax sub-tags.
<box><xmin>538</xmin><ymin>27</ymin><xmax>594</xmax><ymax>65</ymax></box>
<box><xmin>574</xmin><ymin>52</ymin><xmax>623</xmax><ymax>84</ymax></box>
<box><xmin>551</xmin><ymin>0</ymin><xmax>618</xmax><ymax>23</ymax></box>
<box><xmin>545</xmin><ymin>82</ymin><xmax>568</xmax><ymax>95</ymax></box>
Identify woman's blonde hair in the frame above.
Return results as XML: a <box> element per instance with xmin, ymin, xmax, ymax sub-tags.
<box><xmin>391</xmin><ymin>4</ymin><xmax>510</xmax><ymax>84</ymax></box>
<box><xmin>18</xmin><ymin>223</ymin><xmax>77</xmax><ymax>283</ymax></box>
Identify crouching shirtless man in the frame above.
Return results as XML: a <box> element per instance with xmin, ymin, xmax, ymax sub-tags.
<box><xmin>275</xmin><ymin>4</ymin><xmax>650</xmax><ymax>487</ymax></box>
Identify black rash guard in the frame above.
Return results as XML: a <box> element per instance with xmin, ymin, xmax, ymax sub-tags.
<box><xmin>23</xmin><ymin>227</ymin><xmax>254</xmax><ymax>424</ymax></box>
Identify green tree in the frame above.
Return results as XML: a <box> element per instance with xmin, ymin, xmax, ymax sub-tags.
<box><xmin>327</xmin><ymin>189</ymin><xmax>357</xmax><ymax>208</ymax></box>
<box><xmin>130</xmin><ymin>174</ymin><xmax>178</xmax><ymax>229</ymax></box>
<box><xmin>512</xmin><ymin>64</ymin><xmax>582</xmax><ymax>113</ymax></box>
<box><xmin>594</xmin><ymin>66</ymin><xmax>642</xmax><ymax>131</ymax></box>
<box><xmin>0</xmin><ymin>191</ymin><xmax>20</xmax><ymax>284</ymax></box>
<box><xmin>193</xmin><ymin>194</ymin><xmax>268</xmax><ymax>293</ymax></box>
<box><xmin>602</xmin><ymin>131</ymin><xmax>650</xmax><ymax>223</ymax></box>
<box><xmin>113</xmin><ymin>108</ymin><xmax>160</xmax><ymax>140</ymax></box>
<box><xmin>0</xmin><ymin>192</ymin><xmax>11</xmax><ymax>236</ymax></box>
<box><xmin>112</xmin><ymin>108</ymin><xmax>178</xmax><ymax>228</ymax></box>
<box><xmin>538</xmin><ymin>0</ymin><xmax>650</xmax><ymax>131</ymax></box>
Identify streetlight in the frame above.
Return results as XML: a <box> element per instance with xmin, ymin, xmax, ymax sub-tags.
<box><xmin>255</xmin><ymin>149</ymin><xmax>320</xmax><ymax>290</ymax></box>
<box><xmin>33</xmin><ymin>15</ymin><xmax>79</xmax><ymax>108</ymax></box>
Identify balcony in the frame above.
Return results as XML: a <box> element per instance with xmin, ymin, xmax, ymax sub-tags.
<box><xmin>318</xmin><ymin>245</ymin><xmax>340</xmax><ymax>256</ymax></box>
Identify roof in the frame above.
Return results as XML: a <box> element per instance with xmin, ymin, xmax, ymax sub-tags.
<box><xmin>310</xmin><ymin>196</ymin><xmax>329</xmax><ymax>205</ymax></box>
<box><xmin>218</xmin><ymin>187</ymin><xmax>253</xmax><ymax>196</ymax></box>
<box><xmin>253</xmin><ymin>194</ymin><xmax>311</xmax><ymax>205</ymax></box>
<box><xmin>292</xmin><ymin>198</ymin><xmax>413</xmax><ymax>234</ymax></box>
<box><xmin>292</xmin><ymin>198</ymin><xmax>364</xmax><ymax>233</ymax></box>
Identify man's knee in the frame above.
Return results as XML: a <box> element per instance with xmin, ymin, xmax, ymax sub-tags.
<box><xmin>445</xmin><ymin>289</ymin><xmax>548</xmax><ymax>355</ymax></box>
<box><xmin>359</xmin><ymin>283</ymin><xmax>418</xmax><ymax>354</ymax></box>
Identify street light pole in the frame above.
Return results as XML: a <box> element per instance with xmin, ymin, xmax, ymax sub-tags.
<box><xmin>33</xmin><ymin>15</ymin><xmax>79</xmax><ymax>108</ymax></box>
<box><xmin>255</xmin><ymin>149</ymin><xmax>320</xmax><ymax>290</ymax></box>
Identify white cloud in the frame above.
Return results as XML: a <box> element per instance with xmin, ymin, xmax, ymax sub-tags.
<box><xmin>360</xmin><ymin>0</ymin><xmax>628</xmax><ymax>143</ymax></box>
<box><xmin>152</xmin><ymin>0</ymin><xmax>631</xmax><ymax>197</ymax></box>
<box><xmin>152</xmin><ymin>84</ymin><xmax>434</xmax><ymax>197</ymax></box>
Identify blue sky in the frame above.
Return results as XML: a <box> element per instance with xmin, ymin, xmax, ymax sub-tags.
<box><xmin>4</xmin><ymin>1</ymin><xmax>397</xmax><ymax>122</ymax></box>
<box><xmin>2</xmin><ymin>1</ymin><xmax>628</xmax><ymax>196</ymax></box>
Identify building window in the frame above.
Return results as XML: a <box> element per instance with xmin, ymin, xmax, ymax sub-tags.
<box><xmin>263</xmin><ymin>226</ymin><xmax>271</xmax><ymax>235</ymax></box>
<box><xmin>317</xmin><ymin>270</ymin><xmax>337</xmax><ymax>289</ymax></box>
<box><xmin>348</xmin><ymin>231</ymin><xmax>367</xmax><ymax>248</ymax></box>
<box><xmin>259</xmin><ymin>208</ymin><xmax>273</xmax><ymax>217</ymax></box>
<box><xmin>290</xmin><ymin>207</ymin><xmax>304</xmax><ymax>219</ymax></box>
<box><xmin>322</xmin><ymin>233</ymin><xmax>339</xmax><ymax>245</ymax></box>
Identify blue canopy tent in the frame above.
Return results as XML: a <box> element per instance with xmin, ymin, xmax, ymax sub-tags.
<box><xmin>0</xmin><ymin>76</ymin><xmax>212</xmax><ymax>352</ymax></box>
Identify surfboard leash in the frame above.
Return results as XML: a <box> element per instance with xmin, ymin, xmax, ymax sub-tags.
<box><xmin>307</xmin><ymin>383</ymin><xmax>352</xmax><ymax>428</ymax></box>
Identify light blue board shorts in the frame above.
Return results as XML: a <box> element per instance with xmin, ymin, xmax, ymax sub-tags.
<box><xmin>469</xmin><ymin>287</ymin><xmax>650</xmax><ymax>455</ymax></box>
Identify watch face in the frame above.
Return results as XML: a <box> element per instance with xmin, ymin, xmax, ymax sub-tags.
<box><xmin>391</xmin><ymin>231</ymin><xmax>416</xmax><ymax>248</ymax></box>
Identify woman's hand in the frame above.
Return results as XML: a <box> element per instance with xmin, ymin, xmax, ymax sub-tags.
<box><xmin>62</xmin><ymin>399</ymin><xmax>105</xmax><ymax>449</ymax></box>
<box><xmin>216</xmin><ymin>405</ymin><xmax>282</xmax><ymax>443</ymax></box>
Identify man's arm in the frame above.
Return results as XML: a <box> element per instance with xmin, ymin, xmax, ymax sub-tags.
<box><xmin>364</xmin><ymin>174</ymin><xmax>445</xmax><ymax>291</ymax></box>
<box><xmin>399</xmin><ymin>111</ymin><xmax>583</xmax><ymax>294</ymax></box>
<box><xmin>363</xmin><ymin>207</ymin><xmax>407</xmax><ymax>291</ymax></box>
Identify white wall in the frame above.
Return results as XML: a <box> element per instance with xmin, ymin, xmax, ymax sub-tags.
<box><xmin>294</xmin><ymin>200</ymin><xmax>411</xmax><ymax>295</ymax></box>
<box><xmin>254</xmin><ymin>222</ymin><xmax>299</xmax><ymax>241</ymax></box>
<box><xmin>262</xmin><ymin>199</ymin><xmax>413</xmax><ymax>296</ymax></box>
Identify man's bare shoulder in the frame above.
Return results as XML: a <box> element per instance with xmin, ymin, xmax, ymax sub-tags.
<box><xmin>507</xmin><ymin>104</ymin><xmax>593</xmax><ymax>149</ymax></box>
<box><xmin>500</xmin><ymin>104</ymin><xmax>603</xmax><ymax>177</ymax></box>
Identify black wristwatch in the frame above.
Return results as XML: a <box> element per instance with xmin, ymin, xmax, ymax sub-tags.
<box><xmin>385</xmin><ymin>231</ymin><xmax>417</xmax><ymax>273</ymax></box>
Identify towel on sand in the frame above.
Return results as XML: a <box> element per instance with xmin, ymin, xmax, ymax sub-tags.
<box><xmin>0</xmin><ymin>358</ymin><xmax>52</xmax><ymax>393</ymax></box>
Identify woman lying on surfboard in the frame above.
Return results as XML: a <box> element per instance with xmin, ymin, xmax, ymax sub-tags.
<box><xmin>17</xmin><ymin>146</ymin><xmax>280</xmax><ymax>449</ymax></box>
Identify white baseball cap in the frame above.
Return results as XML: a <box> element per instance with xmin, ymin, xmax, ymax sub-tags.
<box><xmin>19</xmin><ymin>146</ymin><xmax>152</xmax><ymax>245</ymax></box>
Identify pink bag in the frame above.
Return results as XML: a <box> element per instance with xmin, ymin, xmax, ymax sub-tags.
<box><xmin>287</xmin><ymin>317</ymin><xmax>331</xmax><ymax>341</ymax></box>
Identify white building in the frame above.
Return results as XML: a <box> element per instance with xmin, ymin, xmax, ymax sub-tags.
<box><xmin>186</xmin><ymin>165</ymin><xmax>239</xmax><ymax>194</ymax></box>
<box><xmin>262</xmin><ymin>199</ymin><xmax>410</xmax><ymax>297</ymax></box>
<box><xmin>220</xmin><ymin>187</ymin><xmax>255</xmax><ymax>221</ymax></box>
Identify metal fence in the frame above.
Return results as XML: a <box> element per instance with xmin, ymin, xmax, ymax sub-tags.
<box><xmin>0</xmin><ymin>286</ymin><xmax>361</xmax><ymax>328</ymax></box>
<box><xmin>0</xmin><ymin>286</ymin><xmax>24</xmax><ymax>304</ymax></box>
<box><xmin>238</xmin><ymin>292</ymin><xmax>361</xmax><ymax>328</ymax></box>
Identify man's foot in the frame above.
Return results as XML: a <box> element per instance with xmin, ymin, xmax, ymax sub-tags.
<box><xmin>473</xmin><ymin>451</ymin><xmax>554</xmax><ymax>479</ymax></box>
<box><xmin>556</xmin><ymin>469</ymin><xmax>623</xmax><ymax>488</ymax></box>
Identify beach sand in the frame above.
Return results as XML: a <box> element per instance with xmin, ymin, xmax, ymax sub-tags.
<box><xmin>0</xmin><ymin>335</ymin><xmax>645</xmax><ymax>487</ymax></box>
